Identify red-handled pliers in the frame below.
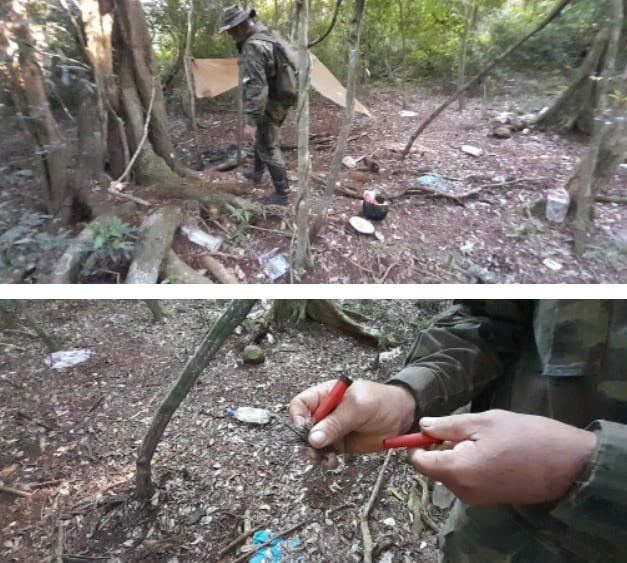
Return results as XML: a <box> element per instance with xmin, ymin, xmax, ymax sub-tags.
<box><xmin>311</xmin><ymin>374</ymin><xmax>353</xmax><ymax>424</ymax></box>
<box><xmin>383</xmin><ymin>432</ymin><xmax>442</xmax><ymax>449</ymax></box>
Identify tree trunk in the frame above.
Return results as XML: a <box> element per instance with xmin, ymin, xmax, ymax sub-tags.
<box><xmin>293</xmin><ymin>0</ymin><xmax>312</xmax><ymax>274</ymax></box>
<box><xmin>538</xmin><ymin>0</ymin><xmax>625</xmax><ymax>134</ymax></box>
<box><xmin>310</xmin><ymin>0</ymin><xmax>365</xmax><ymax>242</ymax></box>
<box><xmin>136</xmin><ymin>299</ymin><xmax>257</xmax><ymax>498</ymax></box>
<box><xmin>0</xmin><ymin>4</ymin><xmax>72</xmax><ymax>220</ymax></box>
<box><xmin>564</xmin><ymin>0</ymin><xmax>625</xmax><ymax>254</ymax></box>
<box><xmin>536</xmin><ymin>28</ymin><xmax>611</xmax><ymax>134</ymax></box>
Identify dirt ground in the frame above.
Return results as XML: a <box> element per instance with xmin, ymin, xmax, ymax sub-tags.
<box><xmin>1</xmin><ymin>74</ymin><xmax>626</xmax><ymax>284</ymax></box>
<box><xmin>0</xmin><ymin>299</ymin><xmax>452</xmax><ymax>562</ymax></box>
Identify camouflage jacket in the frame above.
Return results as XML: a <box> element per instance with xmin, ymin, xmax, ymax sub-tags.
<box><xmin>236</xmin><ymin>25</ymin><xmax>291</xmax><ymax>127</ymax></box>
<box><xmin>389</xmin><ymin>300</ymin><xmax>627</xmax><ymax>552</ymax></box>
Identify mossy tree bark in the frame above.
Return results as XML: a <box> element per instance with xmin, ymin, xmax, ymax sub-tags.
<box><xmin>136</xmin><ymin>299</ymin><xmax>257</xmax><ymax>499</ymax></box>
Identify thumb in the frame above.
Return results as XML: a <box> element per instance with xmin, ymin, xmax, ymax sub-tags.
<box><xmin>308</xmin><ymin>411</ymin><xmax>351</xmax><ymax>449</ymax></box>
<box><xmin>419</xmin><ymin>413</ymin><xmax>476</xmax><ymax>443</ymax></box>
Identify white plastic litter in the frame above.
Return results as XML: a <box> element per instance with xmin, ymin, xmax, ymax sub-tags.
<box><xmin>545</xmin><ymin>188</ymin><xmax>570</xmax><ymax>223</ymax></box>
<box><xmin>398</xmin><ymin>110</ymin><xmax>418</xmax><ymax>117</ymax></box>
<box><xmin>181</xmin><ymin>226</ymin><xmax>223</xmax><ymax>252</ymax></box>
<box><xmin>44</xmin><ymin>349</ymin><xmax>93</xmax><ymax>370</ymax></box>
<box><xmin>461</xmin><ymin>144</ymin><xmax>484</xmax><ymax>157</ymax></box>
<box><xmin>341</xmin><ymin>156</ymin><xmax>357</xmax><ymax>169</ymax></box>
<box><xmin>349</xmin><ymin>216</ymin><xmax>375</xmax><ymax>235</ymax></box>
<box><xmin>227</xmin><ymin>407</ymin><xmax>273</xmax><ymax>425</ymax></box>
<box><xmin>259</xmin><ymin>249</ymin><xmax>290</xmax><ymax>280</ymax></box>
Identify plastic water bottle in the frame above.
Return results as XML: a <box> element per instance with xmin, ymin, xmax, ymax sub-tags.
<box><xmin>226</xmin><ymin>407</ymin><xmax>273</xmax><ymax>425</ymax></box>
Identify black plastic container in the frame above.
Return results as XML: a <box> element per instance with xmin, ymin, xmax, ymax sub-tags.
<box><xmin>362</xmin><ymin>194</ymin><xmax>389</xmax><ymax>221</ymax></box>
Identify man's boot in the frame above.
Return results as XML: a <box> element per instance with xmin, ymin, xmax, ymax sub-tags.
<box><xmin>260</xmin><ymin>163</ymin><xmax>289</xmax><ymax>206</ymax></box>
<box><xmin>242</xmin><ymin>151</ymin><xmax>265</xmax><ymax>185</ymax></box>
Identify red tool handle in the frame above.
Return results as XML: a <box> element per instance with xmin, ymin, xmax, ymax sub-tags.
<box><xmin>312</xmin><ymin>374</ymin><xmax>353</xmax><ymax>424</ymax></box>
<box><xmin>383</xmin><ymin>432</ymin><xmax>443</xmax><ymax>449</ymax></box>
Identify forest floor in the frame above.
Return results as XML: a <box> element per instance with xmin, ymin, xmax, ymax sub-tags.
<box><xmin>1</xmin><ymin>73</ymin><xmax>626</xmax><ymax>283</ymax></box>
<box><xmin>0</xmin><ymin>299</ymin><xmax>450</xmax><ymax>562</ymax></box>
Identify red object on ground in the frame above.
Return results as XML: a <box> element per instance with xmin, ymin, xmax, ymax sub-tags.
<box><xmin>312</xmin><ymin>374</ymin><xmax>353</xmax><ymax>424</ymax></box>
<box><xmin>383</xmin><ymin>432</ymin><xmax>443</xmax><ymax>449</ymax></box>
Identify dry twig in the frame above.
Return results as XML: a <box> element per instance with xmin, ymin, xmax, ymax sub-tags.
<box><xmin>360</xmin><ymin>450</ymin><xmax>393</xmax><ymax>563</ymax></box>
<box><xmin>0</xmin><ymin>484</ymin><xmax>32</xmax><ymax>497</ymax></box>
<box><xmin>218</xmin><ymin>524</ymin><xmax>263</xmax><ymax>558</ymax></box>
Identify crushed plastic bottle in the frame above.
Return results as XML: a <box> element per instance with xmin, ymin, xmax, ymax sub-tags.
<box><xmin>226</xmin><ymin>407</ymin><xmax>273</xmax><ymax>425</ymax></box>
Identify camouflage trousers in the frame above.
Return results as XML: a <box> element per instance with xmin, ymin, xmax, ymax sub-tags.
<box><xmin>439</xmin><ymin>500</ymin><xmax>622</xmax><ymax>563</ymax></box>
<box><xmin>255</xmin><ymin>113</ymin><xmax>284</xmax><ymax>168</ymax></box>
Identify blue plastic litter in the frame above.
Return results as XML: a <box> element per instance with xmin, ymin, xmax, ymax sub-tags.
<box><xmin>249</xmin><ymin>529</ymin><xmax>301</xmax><ymax>562</ymax></box>
<box><xmin>416</xmin><ymin>172</ymin><xmax>449</xmax><ymax>192</ymax></box>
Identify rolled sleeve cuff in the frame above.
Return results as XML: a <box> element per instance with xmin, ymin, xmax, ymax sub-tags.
<box><xmin>551</xmin><ymin>419</ymin><xmax>627</xmax><ymax>547</ymax></box>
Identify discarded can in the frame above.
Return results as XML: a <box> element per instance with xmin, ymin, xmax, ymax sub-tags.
<box><xmin>545</xmin><ymin>188</ymin><xmax>570</xmax><ymax>223</ymax></box>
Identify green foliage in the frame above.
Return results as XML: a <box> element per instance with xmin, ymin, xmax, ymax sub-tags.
<box><xmin>80</xmin><ymin>217</ymin><xmax>138</xmax><ymax>280</ymax></box>
<box><xmin>485</xmin><ymin>0</ymin><xmax>602</xmax><ymax>71</ymax></box>
<box><xmin>0</xmin><ymin>206</ymin><xmax>68</xmax><ymax>270</ymax></box>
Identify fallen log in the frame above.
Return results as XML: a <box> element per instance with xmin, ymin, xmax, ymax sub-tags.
<box><xmin>162</xmin><ymin>250</ymin><xmax>213</xmax><ymax>284</ymax></box>
<box><xmin>49</xmin><ymin>216</ymin><xmax>112</xmax><ymax>283</ymax></box>
<box><xmin>199</xmin><ymin>254</ymin><xmax>239</xmax><ymax>284</ymax></box>
<box><xmin>126</xmin><ymin>206</ymin><xmax>183</xmax><ymax>284</ymax></box>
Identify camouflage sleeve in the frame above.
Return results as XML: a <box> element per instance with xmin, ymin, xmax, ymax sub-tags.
<box><xmin>387</xmin><ymin>300</ymin><xmax>533</xmax><ymax>430</ymax></box>
<box><xmin>551</xmin><ymin>420</ymin><xmax>627</xmax><ymax>549</ymax></box>
<box><xmin>239</xmin><ymin>39</ymin><xmax>274</xmax><ymax>126</ymax></box>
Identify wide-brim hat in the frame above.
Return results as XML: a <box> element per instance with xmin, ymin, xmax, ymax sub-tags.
<box><xmin>219</xmin><ymin>5</ymin><xmax>256</xmax><ymax>33</ymax></box>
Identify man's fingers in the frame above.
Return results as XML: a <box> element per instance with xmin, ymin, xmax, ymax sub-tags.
<box><xmin>419</xmin><ymin>412</ymin><xmax>481</xmax><ymax>443</ymax></box>
<box><xmin>409</xmin><ymin>447</ymin><xmax>455</xmax><ymax>480</ymax></box>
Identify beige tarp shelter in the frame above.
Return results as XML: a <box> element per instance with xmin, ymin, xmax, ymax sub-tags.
<box><xmin>192</xmin><ymin>53</ymin><xmax>370</xmax><ymax>116</ymax></box>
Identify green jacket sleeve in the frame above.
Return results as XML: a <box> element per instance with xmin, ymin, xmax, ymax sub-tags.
<box><xmin>550</xmin><ymin>419</ymin><xmax>627</xmax><ymax>550</ymax></box>
<box><xmin>239</xmin><ymin>39</ymin><xmax>274</xmax><ymax>126</ymax></box>
<box><xmin>387</xmin><ymin>300</ymin><xmax>533</xmax><ymax>430</ymax></box>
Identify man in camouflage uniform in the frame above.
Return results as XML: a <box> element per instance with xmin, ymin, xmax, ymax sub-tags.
<box><xmin>220</xmin><ymin>6</ymin><xmax>294</xmax><ymax>206</ymax></box>
<box><xmin>290</xmin><ymin>300</ymin><xmax>627</xmax><ymax>562</ymax></box>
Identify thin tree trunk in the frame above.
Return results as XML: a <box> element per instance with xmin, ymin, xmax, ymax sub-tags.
<box><xmin>293</xmin><ymin>0</ymin><xmax>312</xmax><ymax>273</ymax></box>
<box><xmin>402</xmin><ymin>0</ymin><xmax>575</xmax><ymax>157</ymax></box>
<box><xmin>183</xmin><ymin>0</ymin><xmax>197</xmax><ymax>141</ymax></box>
<box><xmin>566</xmin><ymin>0</ymin><xmax>625</xmax><ymax>255</ymax></box>
<box><xmin>310</xmin><ymin>0</ymin><xmax>365</xmax><ymax>242</ymax></box>
<box><xmin>0</xmin><ymin>4</ymin><xmax>72</xmax><ymax>220</ymax></box>
<box><xmin>457</xmin><ymin>4</ymin><xmax>477</xmax><ymax>111</ymax></box>
<box><xmin>136</xmin><ymin>299</ymin><xmax>257</xmax><ymax>498</ymax></box>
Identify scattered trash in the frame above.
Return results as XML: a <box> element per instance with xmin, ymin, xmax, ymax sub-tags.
<box><xmin>545</xmin><ymin>188</ymin><xmax>570</xmax><ymax>223</ymax></box>
<box><xmin>250</xmin><ymin>529</ymin><xmax>301</xmax><ymax>563</ymax></box>
<box><xmin>226</xmin><ymin>406</ymin><xmax>274</xmax><ymax>425</ymax></box>
<box><xmin>181</xmin><ymin>226</ymin><xmax>223</xmax><ymax>252</ymax></box>
<box><xmin>44</xmin><ymin>349</ymin><xmax>93</xmax><ymax>370</ymax></box>
<box><xmin>398</xmin><ymin>110</ymin><xmax>418</xmax><ymax>117</ymax></box>
<box><xmin>432</xmin><ymin>481</ymin><xmax>455</xmax><ymax>509</ymax></box>
<box><xmin>460</xmin><ymin>145</ymin><xmax>483</xmax><ymax>157</ymax></box>
<box><xmin>259</xmin><ymin>249</ymin><xmax>290</xmax><ymax>280</ymax></box>
<box><xmin>362</xmin><ymin>190</ymin><xmax>389</xmax><ymax>221</ymax></box>
<box><xmin>382</xmin><ymin>517</ymin><xmax>396</xmax><ymax>527</ymax></box>
<box><xmin>543</xmin><ymin>257</ymin><xmax>563</xmax><ymax>271</ymax></box>
<box><xmin>342</xmin><ymin>156</ymin><xmax>357</xmax><ymax>169</ymax></box>
<box><xmin>349</xmin><ymin>216</ymin><xmax>375</xmax><ymax>235</ymax></box>
<box><xmin>416</xmin><ymin>172</ymin><xmax>449</xmax><ymax>192</ymax></box>
<box><xmin>419</xmin><ymin>541</ymin><xmax>428</xmax><ymax>550</ymax></box>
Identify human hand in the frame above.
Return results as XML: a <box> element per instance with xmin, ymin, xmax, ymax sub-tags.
<box><xmin>242</xmin><ymin>124</ymin><xmax>256</xmax><ymax>142</ymax></box>
<box><xmin>409</xmin><ymin>409</ymin><xmax>597</xmax><ymax>506</ymax></box>
<box><xmin>289</xmin><ymin>380</ymin><xmax>416</xmax><ymax>457</ymax></box>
